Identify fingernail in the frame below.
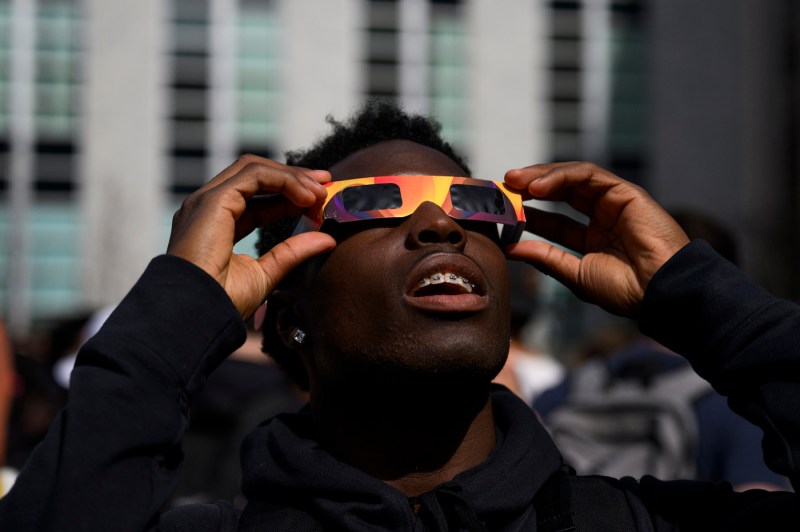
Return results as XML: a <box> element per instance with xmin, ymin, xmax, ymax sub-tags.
<box><xmin>308</xmin><ymin>173</ymin><xmax>328</xmax><ymax>189</ymax></box>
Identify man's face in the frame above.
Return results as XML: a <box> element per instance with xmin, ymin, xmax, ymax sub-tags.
<box><xmin>299</xmin><ymin>140</ymin><xmax>511</xmax><ymax>387</ymax></box>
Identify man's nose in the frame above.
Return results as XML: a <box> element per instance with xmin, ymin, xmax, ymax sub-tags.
<box><xmin>404</xmin><ymin>201</ymin><xmax>467</xmax><ymax>250</ymax></box>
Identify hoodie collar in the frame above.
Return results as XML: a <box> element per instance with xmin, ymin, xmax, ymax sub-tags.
<box><xmin>240</xmin><ymin>386</ymin><xmax>563</xmax><ymax>530</ymax></box>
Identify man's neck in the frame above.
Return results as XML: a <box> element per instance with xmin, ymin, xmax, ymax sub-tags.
<box><xmin>310</xmin><ymin>377</ymin><xmax>496</xmax><ymax>497</ymax></box>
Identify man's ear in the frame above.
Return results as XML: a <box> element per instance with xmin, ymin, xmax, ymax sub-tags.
<box><xmin>262</xmin><ymin>288</ymin><xmax>313</xmax><ymax>392</ymax></box>
<box><xmin>268</xmin><ymin>290</ymin><xmax>306</xmax><ymax>350</ymax></box>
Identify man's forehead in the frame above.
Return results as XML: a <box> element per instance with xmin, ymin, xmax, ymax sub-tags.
<box><xmin>329</xmin><ymin>140</ymin><xmax>468</xmax><ymax>181</ymax></box>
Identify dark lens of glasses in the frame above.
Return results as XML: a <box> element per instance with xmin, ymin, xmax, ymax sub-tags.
<box><xmin>449</xmin><ymin>184</ymin><xmax>506</xmax><ymax>215</ymax></box>
<box><xmin>342</xmin><ymin>183</ymin><xmax>402</xmax><ymax>212</ymax></box>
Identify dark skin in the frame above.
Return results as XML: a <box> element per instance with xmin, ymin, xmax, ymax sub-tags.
<box><xmin>287</xmin><ymin>140</ymin><xmax>511</xmax><ymax>496</ymax></box>
<box><xmin>167</xmin><ymin>144</ymin><xmax>689</xmax><ymax>497</ymax></box>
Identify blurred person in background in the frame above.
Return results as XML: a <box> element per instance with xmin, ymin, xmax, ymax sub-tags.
<box><xmin>3</xmin><ymin>310</ymin><xmax>90</xmax><ymax>472</ymax></box>
<box><xmin>0</xmin><ymin>318</ymin><xmax>16</xmax><ymax>497</ymax></box>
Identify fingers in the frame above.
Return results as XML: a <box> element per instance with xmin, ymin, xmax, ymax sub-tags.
<box><xmin>522</xmin><ymin>205</ymin><xmax>588</xmax><ymax>255</ymax></box>
<box><xmin>505</xmin><ymin>161</ymin><xmax>632</xmax><ymax>219</ymax></box>
<box><xmin>170</xmin><ymin>159</ymin><xmax>329</xmax><ymax>251</ymax></box>
<box><xmin>220</xmin><ymin>164</ymin><xmax>329</xmax><ymax>244</ymax></box>
<box><xmin>506</xmin><ymin>161</ymin><xmax>672</xmax><ymax>255</ymax></box>
<box><xmin>199</xmin><ymin>154</ymin><xmax>330</xmax><ymax>198</ymax></box>
<box><xmin>506</xmin><ymin>237</ymin><xmax>643</xmax><ymax>317</ymax></box>
<box><xmin>506</xmin><ymin>240</ymin><xmax>581</xmax><ymax>289</ymax></box>
<box><xmin>167</xmin><ymin>156</ymin><xmax>333</xmax><ymax>301</ymax></box>
<box><xmin>232</xmin><ymin>194</ymin><xmax>307</xmax><ymax>243</ymax></box>
<box><xmin>222</xmin><ymin>231</ymin><xmax>337</xmax><ymax>320</ymax></box>
<box><xmin>187</xmin><ymin>156</ymin><xmax>330</xmax><ymax>238</ymax></box>
<box><xmin>504</xmin><ymin>161</ymin><xmax>691</xmax><ymax>318</ymax></box>
<box><xmin>235</xmin><ymin>232</ymin><xmax>336</xmax><ymax>318</ymax></box>
<box><xmin>203</xmin><ymin>161</ymin><xmax>329</xmax><ymax>214</ymax></box>
<box><xmin>257</xmin><ymin>232</ymin><xmax>337</xmax><ymax>295</ymax></box>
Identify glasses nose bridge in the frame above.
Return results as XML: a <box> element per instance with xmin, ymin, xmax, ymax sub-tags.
<box><xmin>405</xmin><ymin>201</ymin><xmax>467</xmax><ymax>249</ymax></box>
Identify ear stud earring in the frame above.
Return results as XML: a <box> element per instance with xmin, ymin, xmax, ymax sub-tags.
<box><xmin>291</xmin><ymin>328</ymin><xmax>306</xmax><ymax>346</ymax></box>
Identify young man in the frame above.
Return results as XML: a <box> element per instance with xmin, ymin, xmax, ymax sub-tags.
<box><xmin>1</xmin><ymin>101</ymin><xmax>798</xmax><ymax>530</ymax></box>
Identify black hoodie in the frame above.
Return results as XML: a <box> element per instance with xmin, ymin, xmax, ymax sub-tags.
<box><xmin>236</xmin><ymin>387</ymin><xmax>562</xmax><ymax>530</ymax></box>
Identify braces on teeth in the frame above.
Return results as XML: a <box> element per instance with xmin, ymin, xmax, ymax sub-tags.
<box><xmin>418</xmin><ymin>272</ymin><xmax>475</xmax><ymax>293</ymax></box>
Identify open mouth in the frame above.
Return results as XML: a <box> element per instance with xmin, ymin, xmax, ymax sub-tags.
<box><xmin>403</xmin><ymin>252</ymin><xmax>489</xmax><ymax>313</ymax></box>
<box><xmin>405</xmin><ymin>263</ymin><xmax>488</xmax><ymax>314</ymax></box>
<box><xmin>414</xmin><ymin>272</ymin><xmax>475</xmax><ymax>296</ymax></box>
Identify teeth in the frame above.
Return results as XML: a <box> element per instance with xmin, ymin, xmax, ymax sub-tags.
<box><xmin>418</xmin><ymin>272</ymin><xmax>473</xmax><ymax>293</ymax></box>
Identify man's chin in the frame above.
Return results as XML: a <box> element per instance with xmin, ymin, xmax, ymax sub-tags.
<box><xmin>363</xmin><ymin>347</ymin><xmax>507</xmax><ymax>386</ymax></box>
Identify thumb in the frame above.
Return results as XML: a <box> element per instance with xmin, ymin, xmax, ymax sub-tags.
<box><xmin>506</xmin><ymin>239</ymin><xmax>581</xmax><ymax>288</ymax></box>
<box><xmin>257</xmin><ymin>231</ymin><xmax>336</xmax><ymax>294</ymax></box>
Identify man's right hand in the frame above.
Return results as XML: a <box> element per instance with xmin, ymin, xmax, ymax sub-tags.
<box><xmin>166</xmin><ymin>155</ymin><xmax>337</xmax><ymax>320</ymax></box>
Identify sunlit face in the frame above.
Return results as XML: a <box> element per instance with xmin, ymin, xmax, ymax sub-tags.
<box><xmin>298</xmin><ymin>140</ymin><xmax>511</xmax><ymax>388</ymax></box>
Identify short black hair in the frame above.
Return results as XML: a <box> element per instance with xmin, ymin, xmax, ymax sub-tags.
<box><xmin>255</xmin><ymin>99</ymin><xmax>470</xmax><ymax>257</ymax></box>
<box><xmin>284</xmin><ymin>98</ymin><xmax>469</xmax><ymax>174</ymax></box>
<box><xmin>258</xmin><ymin>99</ymin><xmax>470</xmax><ymax>390</ymax></box>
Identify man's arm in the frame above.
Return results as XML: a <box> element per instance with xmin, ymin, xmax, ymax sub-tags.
<box><xmin>0</xmin><ymin>156</ymin><xmax>336</xmax><ymax>531</ymax></box>
<box><xmin>505</xmin><ymin>161</ymin><xmax>800</xmax><ymax>490</ymax></box>
<box><xmin>640</xmin><ymin>240</ymin><xmax>800</xmax><ymax>489</ymax></box>
<box><xmin>0</xmin><ymin>256</ymin><xmax>246</xmax><ymax>531</ymax></box>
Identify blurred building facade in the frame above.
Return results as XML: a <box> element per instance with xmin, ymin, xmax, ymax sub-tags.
<box><xmin>0</xmin><ymin>0</ymin><xmax>798</xmax><ymax>338</ymax></box>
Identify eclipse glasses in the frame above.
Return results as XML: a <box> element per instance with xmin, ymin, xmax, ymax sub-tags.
<box><xmin>294</xmin><ymin>175</ymin><xmax>527</xmax><ymax>245</ymax></box>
